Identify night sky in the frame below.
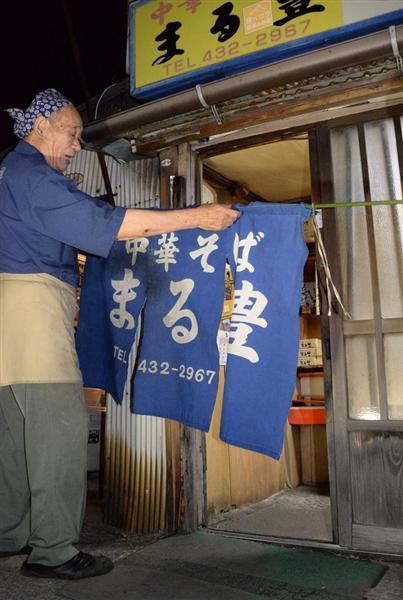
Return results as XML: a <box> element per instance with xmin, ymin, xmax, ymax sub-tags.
<box><xmin>0</xmin><ymin>1</ymin><xmax>129</xmax><ymax>151</ymax></box>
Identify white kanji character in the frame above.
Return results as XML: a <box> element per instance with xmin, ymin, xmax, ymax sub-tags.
<box><xmin>163</xmin><ymin>279</ymin><xmax>198</xmax><ymax>343</ymax></box>
<box><xmin>110</xmin><ymin>269</ymin><xmax>140</xmax><ymax>329</ymax></box>
<box><xmin>189</xmin><ymin>233</ymin><xmax>219</xmax><ymax>273</ymax></box>
<box><xmin>234</xmin><ymin>231</ymin><xmax>265</xmax><ymax>273</ymax></box>
<box><xmin>227</xmin><ymin>280</ymin><xmax>268</xmax><ymax>363</ymax></box>
<box><xmin>232</xmin><ymin>280</ymin><xmax>268</xmax><ymax>327</ymax></box>
<box><xmin>125</xmin><ymin>238</ymin><xmax>149</xmax><ymax>266</ymax></box>
<box><xmin>154</xmin><ymin>232</ymin><xmax>180</xmax><ymax>272</ymax></box>
<box><xmin>228</xmin><ymin>323</ymin><xmax>259</xmax><ymax>363</ymax></box>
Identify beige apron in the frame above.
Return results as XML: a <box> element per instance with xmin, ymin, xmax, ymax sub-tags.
<box><xmin>0</xmin><ymin>273</ymin><xmax>82</xmax><ymax>386</ymax></box>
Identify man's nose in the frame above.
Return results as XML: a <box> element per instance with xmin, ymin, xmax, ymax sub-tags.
<box><xmin>72</xmin><ymin>138</ymin><xmax>81</xmax><ymax>152</ymax></box>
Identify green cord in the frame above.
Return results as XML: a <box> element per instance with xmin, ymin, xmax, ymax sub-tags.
<box><xmin>304</xmin><ymin>200</ymin><xmax>403</xmax><ymax>209</ymax></box>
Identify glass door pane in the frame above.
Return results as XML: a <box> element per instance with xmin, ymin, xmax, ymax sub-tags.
<box><xmin>346</xmin><ymin>336</ymin><xmax>380</xmax><ymax>420</ymax></box>
<box><xmin>385</xmin><ymin>333</ymin><xmax>403</xmax><ymax>420</ymax></box>
<box><xmin>364</xmin><ymin>119</ymin><xmax>403</xmax><ymax>319</ymax></box>
<box><xmin>330</xmin><ymin>126</ymin><xmax>374</xmax><ymax>320</ymax></box>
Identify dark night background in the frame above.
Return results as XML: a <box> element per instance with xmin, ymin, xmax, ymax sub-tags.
<box><xmin>0</xmin><ymin>1</ymin><xmax>130</xmax><ymax>152</ymax></box>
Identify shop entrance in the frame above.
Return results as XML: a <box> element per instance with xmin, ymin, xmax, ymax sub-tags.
<box><xmin>201</xmin><ymin>134</ymin><xmax>333</xmax><ymax>544</ymax></box>
<box><xmin>197</xmin><ymin>106</ymin><xmax>403</xmax><ymax>554</ymax></box>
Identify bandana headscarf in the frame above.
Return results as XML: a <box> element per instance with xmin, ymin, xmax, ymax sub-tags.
<box><xmin>5</xmin><ymin>88</ymin><xmax>72</xmax><ymax>139</ymax></box>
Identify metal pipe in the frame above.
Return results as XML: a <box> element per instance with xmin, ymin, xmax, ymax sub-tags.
<box><xmin>306</xmin><ymin>200</ymin><xmax>403</xmax><ymax>208</ymax></box>
<box><xmin>83</xmin><ymin>26</ymin><xmax>403</xmax><ymax>144</ymax></box>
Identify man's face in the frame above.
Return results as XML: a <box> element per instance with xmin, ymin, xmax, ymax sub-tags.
<box><xmin>42</xmin><ymin>105</ymin><xmax>83</xmax><ymax>172</ymax></box>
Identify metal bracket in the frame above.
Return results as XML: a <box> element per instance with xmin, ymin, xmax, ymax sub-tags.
<box><xmin>389</xmin><ymin>25</ymin><xmax>403</xmax><ymax>76</ymax></box>
<box><xmin>195</xmin><ymin>84</ymin><xmax>223</xmax><ymax>125</ymax></box>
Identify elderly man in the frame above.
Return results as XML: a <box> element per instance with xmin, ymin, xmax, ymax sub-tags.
<box><xmin>0</xmin><ymin>89</ymin><xmax>238</xmax><ymax>580</ymax></box>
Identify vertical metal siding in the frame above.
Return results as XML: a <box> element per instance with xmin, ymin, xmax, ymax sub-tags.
<box><xmin>68</xmin><ymin>150</ymin><xmax>166</xmax><ymax>533</ymax></box>
<box><xmin>66</xmin><ymin>150</ymin><xmax>160</xmax><ymax>208</ymax></box>
<box><xmin>104</xmin><ymin>391</ymin><xmax>166</xmax><ymax>533</ymax></box>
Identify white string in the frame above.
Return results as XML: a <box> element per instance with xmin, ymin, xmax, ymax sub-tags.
<box><xmin>94</xmin><ymin>83</ymin><xmax>118</xmax><ymax>120</ymax></box>
<box><xmin>311</xmin><ymin>210</ymin><xmax>351</xmax><ymax>320</ymax></box>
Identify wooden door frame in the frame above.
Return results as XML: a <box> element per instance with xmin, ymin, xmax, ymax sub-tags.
<box><xmin>312</xmin><ymin>107</ymin><xmax>403</xmax><ymax>554</ymax></box>
<box><xmin>309</xmin><ymin>127</ymin><xmax>341</xmax><ymax>546</ymax></box>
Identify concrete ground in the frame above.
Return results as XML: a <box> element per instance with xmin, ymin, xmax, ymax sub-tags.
<box><xmin>1</xmin><ymin>478</ymin><xmax>402</xmax><ymax>600</ymax></box>
<box><xmin>1</xmin><ymin>524</ymin><xmax>402</xmax><ymax>600</ymax></box>
<box><xmin>210</xmin><ymin>486</ymin><xmax>332</xmax><ymax>542</ymax></box>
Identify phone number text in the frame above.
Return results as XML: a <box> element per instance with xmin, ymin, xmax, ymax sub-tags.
<box><xmin>137</xmin><ymin>360</ymin><xmax>216</xmax><ymax>384</ymax></box>
<box><xmin>202</xmin><ymin>19</ymin><xmax>311</xmax><ymax>63</ymax></box>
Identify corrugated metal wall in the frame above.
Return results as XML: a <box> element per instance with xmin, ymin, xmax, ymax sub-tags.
<box><xmin>67</xmin><ymin>150</ymin><xmax>167</xmax><ymax>533</ymax></box>
<box><xmin>105</xmin><ymin>374</ymin><xmax>167</xmax><ymax>533</ymax></box>
<box><xmin>66</xmin><ymin>151</ymin><xmax>160</xmax><ymax>208</ymax></box>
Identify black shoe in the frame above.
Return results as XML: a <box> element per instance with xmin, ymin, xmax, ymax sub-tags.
<box><xmin>0</xmin><ymin>545</ymin><xmax>32</xmax><ymax>558</ymax></box>
<box><xmin>20</xmin><ymin>551</ymin><xmax>114</xmax><ymax>580</ymax></box>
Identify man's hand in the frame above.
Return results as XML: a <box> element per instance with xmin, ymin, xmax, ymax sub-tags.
<box><xmin>117</xmin><ymin>204</ymin><xmax>240</xmax><ymax>240</ymax></box>
<box><xmin>195</xmin><ymin>204</ymin><xmax>240</xmax><ymax>231</ymax></box>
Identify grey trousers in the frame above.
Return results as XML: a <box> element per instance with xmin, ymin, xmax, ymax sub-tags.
<box><xmin>0</xmin><ymin>383</ymin><xmax>89</xmax><ymax>566</ymax></box>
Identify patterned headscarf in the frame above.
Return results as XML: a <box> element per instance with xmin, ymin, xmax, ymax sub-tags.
<box><xmin>5</xmin><ymin>88</ymin><xmax>72</xmax><ymax>139</ymax></box>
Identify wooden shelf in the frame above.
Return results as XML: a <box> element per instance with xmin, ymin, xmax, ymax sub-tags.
<box><xmin>289</xmin><ymin>406</ymin><xmax>326</xmax><ymax>425</ymax></box>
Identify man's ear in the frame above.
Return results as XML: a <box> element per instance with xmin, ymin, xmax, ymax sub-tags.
<box><xmin>32</xmin><ymin>116</ymin><xmax>51</xmax><ymax>139</ymax></box>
